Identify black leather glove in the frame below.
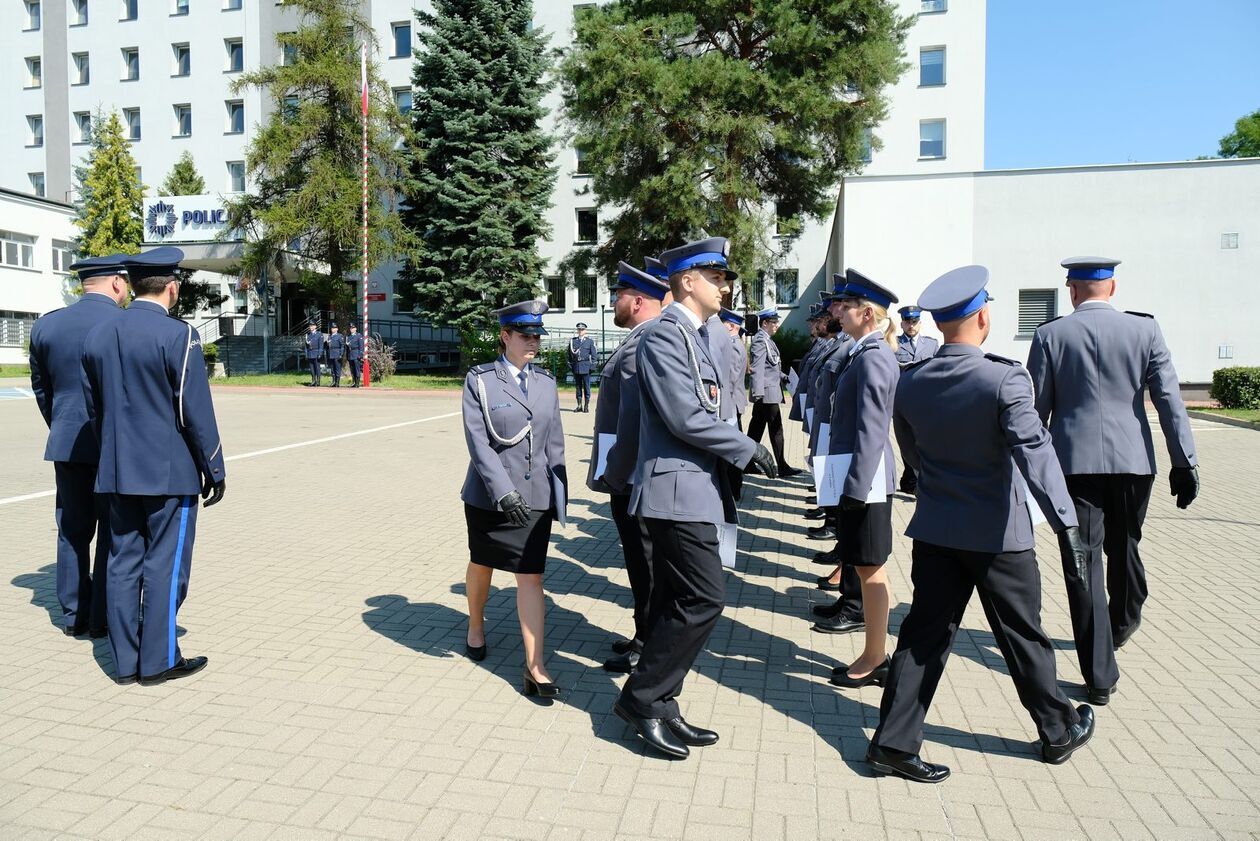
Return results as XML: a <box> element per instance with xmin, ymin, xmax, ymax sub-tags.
<box><xmin>1058</xmin><ymin>525</ymin><xmax>1088</xmax><ymax>592</ymax></box>
<box><xmin>839</xmin><ymin>495</ymin><xmax>866</xmax><ymax>512</ymax></box>
<box><xmin>201</xmin><ymin>479</ymin><xmax>226</xmax><ymax>508</ymax></box>
<box><xmin>497</xmin><ymin>490</ymin><xmax>530</xmax><ymax>527</ymax></box>
<box><xmin>751</xmin><ymin>394</ymin><xmax>764</xmax><ymax>404</ymax></box>
<box><xmin>1169</xmin><ymin>466</ymin><xmax>1199</xmax><ymax>509</ymax></box>
<box><xmin>748</xmin><ymin>443</ymin><xmax>778</xmax><ymax>479</ymax></box>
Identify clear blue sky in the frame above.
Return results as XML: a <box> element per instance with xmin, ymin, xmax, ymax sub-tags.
<box><xmin>984</xmin><ymin>1</ymin><xmax>1260</xmax><ymax>169</ymax></box>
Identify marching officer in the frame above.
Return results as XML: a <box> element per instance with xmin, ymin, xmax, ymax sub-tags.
<box><xmin>28</xmin><ymin>254</ymin><xmax>130</xmax><ymax>638</ymax></box>
<box><xmin>1027</xmin><ymin>257</ymin><xmax>1198</xmax><ymax>700</ymax></box>
<box><xmin>869</xmin><ymin>265</ymin><xmax>1094</xmax><ymax>784</ymax></box>
<box><xmin>893</xmin><ymin>305</ymin><xmax>939</xmax><ymax>495</ymax></box>
<box><xmin>460</xmin><ymin>299</ymin><xmax>568</xmax><ymax>698</ymax></box>
<box><xmin>304</xmin><ymin>322</ymin><xmax>325</xmax><ymax>387</ymax></box>
<box><xmin>747</xmin><ymin>308</ymin><xmax>799</xmax><ymax>477</ymax></box>
<box><xmin>327</xmin><ymin>324</ymin><xmax>346</xmax><ymax>388</ymax></box>
<box><xmin>588</xmin><ymin>262</ymin><xmax>670</xmax><ymax>673</ymax></box>
<box><xmin>613</xmin><ymin>236</ymin><xmax>778</xmax><ymax>759</ymax></box>
<box><xmin>347</xmin><ymin>324</ymin><xmax>366</xmax><ymax>387</ymax></box>
<box><xmin>82</xmin><ymin>248</ymin><xmax>226</xmax><ymax>686</ymax></box>
<box><xmin>568</xmin><ymin>323</ymin><xmax>597</xmax><ymax>412</ymax></box>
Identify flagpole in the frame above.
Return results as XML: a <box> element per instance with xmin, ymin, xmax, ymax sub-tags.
<box><xmin>360</xmin><ymin>41</ymin><xmax>372</xmax><ymax>388</ymax></box>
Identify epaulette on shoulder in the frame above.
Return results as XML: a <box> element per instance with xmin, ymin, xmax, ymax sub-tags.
<box><xmin>984</xmin><ymin>353</ymin><xmax>1020</xmax><ymax>367</ymax></box>
<box><xmin>1125</xmin><ymin>310</ymin><xmax>1155</xmax><ymax>319</ymax></box>
<box><xmin>469</xmin><ymin>363</ymin><xmax>495</xmax><ymax>375</ymax></box>
<box><xmin>904</xmin><ymin>357</ymin><xmax>933</xmax><ymax>371</ymax></box>
<box><xmin>532</xmin><ymin>367</ymin><xmax>555</xmax><ymax>379</ymax></box>
<box><xmin>1037</xmin><ymin>316</ymin><xmax>1063</xmax><ymax>328</ymax></box>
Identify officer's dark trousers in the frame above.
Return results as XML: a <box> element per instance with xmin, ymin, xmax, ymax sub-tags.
<box><xmin>620</xmin><ymin>519</ymin><xmax>724</xmax><ymax>719</ymax></box>
<box><xmin>308</xmin><ymin>358</ymin><xmax>321</xmax><ymax>386</ymax></box>
<box><xmin>53</xmin><ymin>462</ymin><xmax>109</xmax><ymax>633</ymax></box>
<box><xmin>874</xmin><ymin>541</ymin><xmax>1078</xmax><ymax>755</ymax></box>
<box><xmin>330</xmin><ymin>358</ymin><xmax>343</xmax><ymax>386</ymax></box>
<box><xmin>574</xmin><ymin>373</ymin><xmax>591</xmax><ymax>407</ymax></box>
<box><xmin>609</xmin><ymin>494</ymin><xmax>654</xmax><ymax>643</ymax></box>
<box><xmin>1065</xmin><ymin>473</ymin><xmax>1154</xmax><ymax>653</ymax></box>
<box><xmin>747</xmin><ymin>402</ymin><xmax>787</xmax><ymax>467</ymax></box>
<box><xmin>107</xmin><ymin>494</ymin><xmax>197</xmax><ymax>679</ymax></box>
<box><xmin>829</xmin><ymin>561</ymin><xmax>864</xmax><ymax>620</ymax></box>
<box><xmin>350</xmin><ymin>359</ymin><xmax>362</xmax><ymax>385</ymax></box>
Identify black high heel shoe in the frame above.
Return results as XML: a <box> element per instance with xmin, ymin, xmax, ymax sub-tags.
<box><xmin>522</xmin><ymin>668</ymin><xmax>560</xmax><ymax>698</ymax></box>
<box><xmin>465</xmin><ymin>642</ymin><xmax>486</xmax><ymax>662</ymax></box>
<box><xmin>829</xmin><ymin>655</ymin><xmax>890</xmax><ymax>688</ymax></box>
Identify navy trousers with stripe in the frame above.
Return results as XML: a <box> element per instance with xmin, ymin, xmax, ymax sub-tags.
<box><xmin>106</xmin><ymin>494</ymin><xmax>197</xmax><ymax>678</ymax></box>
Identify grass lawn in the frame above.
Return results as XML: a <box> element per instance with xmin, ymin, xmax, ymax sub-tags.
<box><xmin>1196</xmin><ymin>407</ymin><xmax>1260</xmax><ymax>423</ymax></box>
<box><xmin>0</xmin><ymin>364</ymin><xmax>31</xmax><ymax>378</ymax></box>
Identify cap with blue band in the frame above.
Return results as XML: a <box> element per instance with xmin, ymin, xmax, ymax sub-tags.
<box><xmin>917</xmin><ymin>265</ymin><xmax>994</xmax><ymax>323</ymax></box>
<box><xmin>835</xmin><ymin>268</ymin><xmax>899</xmax><ymax>309</ymax></box>
<box><xmin>720</xmin><ymin>308</ymin><xmax>744</xmax><ymax>326</ymax></box>
<box><xmin>493</xmin><ymin>299</ymin><xmax>549</xmax><ymax>335</ymax></box>
<box><xmin>658</xmin><ymin>236</ymin><xmax>738</xmax><ymax>282</ymax></box>
<box><xmin>757</xmin><ymin>307</ymin><xmax>780</xmax><ymax>321</ymax></box>
<box><xmin>116</xmin><ymin>246</ymin><xmax>186</xmax><ymax>281</ymax></box>
<box><xmin>69</xmin><ymin>253</ymin><xmax>130</xmax><ymax>280</ymax></box>
<box><xmin>898</xmin><ymin>306</ymin><xmax>923</xmax><ymax>319</ymax></box>
<box><xmin>644</xmin><ymin>256</ymin><xmax>668</xmax><ymax>280</ymax></box>
<box><xmin>613</xmin><ymin>260</ymin><xmax>669</xmax><ymax>301</ymax></box>
<box><xmin>1061</xmin><ymin>256</ymin><xmax>1120</xmax><ymax>282</ymax></box>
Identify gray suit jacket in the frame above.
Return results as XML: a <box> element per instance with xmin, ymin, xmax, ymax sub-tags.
<box><xmin>826</xmin><ymin>337</ymin><xmax>899</xmax><ymax>499</ymax></box>
<box><xmin>728</xmin><ymin>332</ymin><xmax>749</xmax><ymax>416</ymax></box>
<box><xmin>895</xmin><ymin>334</ymin><xmax>939</xmax><ymax>367</ymax></box>
<box><xmin>807</xmin><ymin>336</ymin><xmax>853</xmax><ymax>454</ymax></box>
<box><xmin>894</xmin><ymin>344</ymin><xmax>1076</xmax><ymax>553</ymax></box>
<box><xmin>1027</xmin><ymin>301</ymin><xmax>1195</xmax><ymax>476</ymax></box>
<box><xmin>461</xmin><ymin>359</ymin><xmax>567</xmax><ymax>511</ymax></box>
<box><xmin>587</xmin><ymin>321</ymin><xmax>651</xmax><ymax>495</ymax></box>
<box><xmin>749</xmin><ymin>331</ymin><xmax>784</xmax><ymax>404</ymax></box>
<box><xmin>629</xmin><ymin>305</ymin><xmax>756</xmax><ymax>524</ymax></box>
<box><xmin>789</xmin><ymin>337</ymin><xmax>824</xmax><ymax>422</ymax></box>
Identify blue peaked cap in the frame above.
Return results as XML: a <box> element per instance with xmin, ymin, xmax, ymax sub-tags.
<box><xmin>757</xmin><ymin>307</ymin><xmax>780</xmax><ymax>321</ymax></box>
<box><xmin>118</xmin><ymin>246</ymin><xmax>186</xmax><ymax>280</ymax></box>
<box><xmin>1062</xmin><ymin>256</ymin><xmax>1121</xmax><ymax>282</ymax></box>
<box><xmin>643</xmin><ymin>256</ymin><xmax>668</xmax><ymax>280</ymax></box>
<box><xmin>659</xmin><ymin>236</ymin><xmax>738</xmax><ymax>281</ymax></box>
<box><xmin>719</xmin><ymin>308</ymin><xmax>744</xmax><ymax>326</ymax></box>
<box><xmin>69</xmin><ymin>253</ymin><xmax>130</xmax><ymax>280</ymax></box>
<box><xmin>918</xmin><ymin>265</ymin><xmax>994</xmax><ymax>323</ymax></box>
<box><xmin>613</xmin><ymin>261</ymin><xmax>669</xmax><ymax>301</ymax></box>
<box><xmin>493</xmin><ymin>299</ymin><xmax>549</xmax><ymax>335</ymax></box>
<box><xmin>836</xmin><ymin>268</ymin><xmax>898</xmax><ymax>309</ymax></box>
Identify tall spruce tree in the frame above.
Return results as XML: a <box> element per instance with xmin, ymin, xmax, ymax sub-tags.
<box><xmin>75</xmin><ymin>111</ymin><xmax>145</xmax><ymax>257</ymax></box>
<box><xmin>223</xmin><ymin>0</ymin><xmax>417</xmax><ymax>324</ymax></box>
<box><xmin>397</xmin><ymin>0</ymin><xmax>556</xmax><ymax>337</ymax></box>
<box><xmin>558</xmin><ymin>0</ymin><xmax>910</xmax><ymax>299</ymax></box>
<box><xmin>159</xmin><ymin>153</ymin><xmax>227</xmax><ymax>317</ymax></box>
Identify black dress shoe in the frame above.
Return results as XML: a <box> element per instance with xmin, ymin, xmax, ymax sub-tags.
<box><xmin>779</xmin><ymin>466</ymin><xmax>802</xmax><ymax>478</ymax></box>
<box><xmin>804</xmin><ymin>507</ymin><xmax>827</xmax><ymax>521</ymax></box>
<box><xmin>139</xmin><ymin>656</ymin><xmax>208</xmax><ymax>686</ymax></box>
<box><xmin>1113</xmin><ymin>618</ymin><xmax>1140</xmax><ymax>650</ymax></box>
<box><xmin>812</xmin><ymin>600</ymin><xmax>844</xmax><ymax>619</ymax></box>
<box><xmin>866</xmin><ymin>744</ymin><xmax>950</xmax><ymax>784</ymax></box>
<box><xmin>603</xmin><ymin>650</ymin><xmax>640</xmax><ymax>674</ymax></box>
<box><xmin>806</xmin><ymin>495</ymin><xmax>817</xmax><ymax>505</ymax></box>
<box><xmin>522</xmin><ymin>669</ymin><xmax>560</xmax><ymax>698</ymax></box>
<box><xmin>830</xmin><ymin>656</ymin><xmax>889</xmax><ymax>688</ymax></box>
<box><xmin>1086</xmin><ymin>684</ymin><xmax>1114</xmax><ymax>705</ymax></box>
<box><xmin>1042</xmin><ymin>705</ymin><xmax>1095</xmax><ymax>764</ymax></box>
<box><xmin>63</xmin><ymin>624</ymin><xmax>88</xmax><ymax>637</ymax></box>
<box><xmin>816</xmin><ymin>577</ymin><xmax>841</xmax><ymax>592</ymax></box>
<box><xmin>614</xmin><ymin>702</ymin><xmax>689</xmax><ymax>759</ymax></box>
<box><xmin>807</xmin><ymin>524</ymin><xmax>836</xmax><ymax>541</ymax></box>
<box><xmin>114</xmin><ymin>674</ymin><xmax>137</xmax><ymax>686</ymax></box>
<box><xmin>812</xmin><ymin>548</ymin><xmax>840</xmax><ymax>565</ymax></box>
<box><xmin>812</xmin><ymin>615</ymin><xmax>865</xmax><ymax>634</ymax></box>
<box><xmin>611</xmin><ymin>637</ymin><xmax>642</xmax><ymax>655</ymax></box>
<box><xmin>88</xmin><ymin>627</ymin><xmax>108</xmax><ymax>639</ymax></box>
<box><xmin>665</xmin><ymin>717</ymin><xmax>719</xmax><ymax>747</ymax></box>
<box><xmin>465</xmin><ymin>643</ymin><xmax>487</xmax><ymax>662</ymax></box>
<box><xmin>897</xmin><ymin>484</ymin><xmax>917</xmax><ymax>496</ymax></box>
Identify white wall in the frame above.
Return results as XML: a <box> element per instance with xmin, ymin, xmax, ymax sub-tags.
<box><xmin>0</xmin><ymin>189</ymin><xmax>79</xmax><ymax>363</ymax></box>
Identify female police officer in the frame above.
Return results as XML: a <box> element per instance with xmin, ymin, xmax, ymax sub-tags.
<box><xmin>460</xmin><ymin>300</ymin><xmax>567</xmax><ymax>699</ymax></box>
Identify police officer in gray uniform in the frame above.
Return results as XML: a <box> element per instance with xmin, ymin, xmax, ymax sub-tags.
<box><xmin>613</xmin><ymin>237</ymin><xmax>778</xmax><ymax>759</ymax></box>
<box><xmin>788</xmin><ymin>304</ymin><xmax>827</xmax><ymax>426</ymax></box>
<box><xmin>304</xmin><ymin>323</ymin><xmax>325</xmax><ymax>387</ymax></box>
<box><xmin>567</xmin><ymin>324</ymin><xmax>597</xmax><ymax>412</ymax></box>
<box><xmin>719</xmin><ymin>308</ymin><xmax>748</xmax><ymax>427</ymax></box>
<box><xmin>869</xmin><ymin>265</ymin><xmax>1094</xmax><ymax>784</ymax></box>
<box><xmin>893</xmin><ymin>305</ymin><xmax>939</xmax><ymax>495</ymax></box>
<box><xmin>327</xmin><ymin>324</ymin><xmax>346</xmax><ymax>387</ymax></box>
<box><xmin>747</xmin><ymin>308</ymin><xmax>800</xmax><ymax>476</ymax></box>
<box><xmin>1027</xmin><ymin>257</ymin><xmax>1198</xmax><ymax>698</ymax></box>
<box><xmin>588</xmin><ymin>261</ymin><xmax>669</xmax><ymax>674</ymax></box>
<box><xmin>805</xmin><ymin>276</ymin><xmax>858</xmax><ymax>541</ymax></box>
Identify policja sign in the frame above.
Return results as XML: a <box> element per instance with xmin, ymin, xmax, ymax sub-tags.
<box><xmin>143</xmin><ymin>195</ymin><xmax>231</xmax><ymax>244</ymax></box>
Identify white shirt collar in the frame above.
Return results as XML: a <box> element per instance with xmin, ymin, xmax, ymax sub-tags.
<box><xmin>500</xmin><ymin>355</ymin><xmax>527</xmax><ymax>382</ymax></box>
<box><xmin>1076</xmin><ymin>300</ymin><xmax>1115</xmax><ymax>311</ymax></box>
<box><xmin>849</xmin><ymin>329</ymin><xmax>883</xmax><ymax>355</ymax></box>
<box><xmin>667</xmin><ymin>301</ymin><xmax>704</xmax><ymax>330</ymax></box>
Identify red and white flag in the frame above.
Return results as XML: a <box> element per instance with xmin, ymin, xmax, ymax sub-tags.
<box><xmin>360</xmin><ymin>42</ymin><xmax>369</xmax><ymax>116</ymax></box>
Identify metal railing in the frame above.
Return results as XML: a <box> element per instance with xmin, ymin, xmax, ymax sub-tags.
<box><xmin>0</xmin><ymin>316</ymin><xmax>35</xmax><ymax>348</ymax></box>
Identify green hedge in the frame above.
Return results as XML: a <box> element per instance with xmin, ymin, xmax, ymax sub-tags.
<box><xmin>1210</xmin><ymin>367</ymin><xmax>1260</xmax><ymax>409</ymax></box>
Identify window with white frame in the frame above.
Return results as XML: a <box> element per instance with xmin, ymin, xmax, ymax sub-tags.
<box><xmin>280</xmin><ymin>35</ymin><xmax>297</xmax><ymax>66</ymax></box>
<box><xmin>72</xmin><ymin>0</ymin><xmax>88</xmax><ymax>25</ymax></box>
<box><xmin>225</xmin><ymin>39</ymin><xmax>243</xmax><ymax>72</ymax></box>
<box><xmin>73</xmin><ymin>52</ymin><xmax>90</xmax><ymax>85</ymax></box>
<box><xmin>919</xmin><ymin>119</ymin><xmax>945</xmax><ymax>159</ymax></box>
<box><xmin>574</xmin><ymin>145</ymin><xmax>591</xmax><ymax>176</ymax></box>
<box><xmin>123</xmin><ymin>107</ymin><xmax>141</xmax><ymax>141</ymax></box>
<box><xmin>393</xmin><ymin>88</ymin><xmax>412</xmax><ymax>114</ymax></box>
<box><xmin>576</xmin><ymin>276</ymin><xmax>597</xmax><ymax>309</ymax></box>
<box><xmin>860</xmin><ymin>127</ymin><xmax>873</xmax><ymax>163</ymax></box>
<box><xmin>27</xmin><ymin>115</ymin><xmax>44</xmax><ymax>147</ymax></box>
<box><xmin>52</xmin><ymin>240</ymin><xmax>77</xmax><ymax>273</ymax></box>
<box><xmin>227</xmin><ymin>161</ymin><xmax>245</xmax><ymax>193</ymax></box>
<box><xmin>174</xmin><ymin>104</ymin><xmax>192</xmax><ymax>137</ymax></box>
<box><xmin>774</xmin><ymin>201</ymin><xmax>798</xmax><ymax>237</ymax></box>
<box><xmin>775</xmin><ymin>269</ymin><xmax>799</xmax><ymax>307</ymax></box>
<box><xmin>282</xmin><ymin>95</ymin><xmax>300</xmax><ymax>120</ymax></box>
<box><xmin>921</xmin><ymin>0</ymin><xmax>947</xmax><ymax>12</ymax></box>
<box><xmin>122</xmin><ymin>47</ymin><xmax>139</xmax><ymax>80</ymax></box>
<box><xmin>121</xmin><ymin>0</ymin><xmax>137</xmax><ymax>21</ymax></box>
<box><xmin>1221</xmin><ymin>232</ymin><xmax>1239</xmax><ymax>249</ymax></box>
<box><xmin>226</xmin><ymin>100</ymin><xmax>244</xmax><ymax>133</ymax></box>
<box><xmin>920</xmin><ymin>47</ymin><xmax>945</xmax><ymax>86</ymax></box>
<box><xmin>576</xmin><ymin>209</ymin><xmax>598</xmax><ymax>243</ymax></box>
<box><xmin>392</xmin><ymin>22</ymin><xmax>411</xmax><ymax>58</ymax></box>
<box><xmin>24</xmin><ymin>1</ymin><xmax>41</xmax><ymax>31</ymax></box>
<box><xmin>1017</xmin><ymin>290</ymin><xmax>1057</xmax><ymax>335</ymax></box>
<box><xmin>225</xmin><ymin>0</ymin><xmax>242</xmax><ymax>9</ymax></box>
<box><xmin>174</xmin><ymin>0</ymin><xmax>188</xmax><ymax>15</ymax></box>
<box><xmin>75</xmin><ymin>112</ymin><xmax>93</xmax><ymax>144</ymax></box>
<box><xmin>546</xmin><ymin>276</ymin><xmax>567</xmax><ymax>311</ymax></box>
<box><xmin>173</xmin><ymin>43</ymin><xmax>190</xmax><ymax>76</ymax></box>
<box><xmin>29</xmin><ymin>173</ymin><xmax>46</xmax><ymax>198</ymax></box>
<box><xmin>26</xmin><ymin>57</ymin><xmax>41</xmax><ymax>88</ymax></box>
<box><xmin>1</xmin><ymin>231</ymin><xmax>36</xmax><ymax>269</ymax></box>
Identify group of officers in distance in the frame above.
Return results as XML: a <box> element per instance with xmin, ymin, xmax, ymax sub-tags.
<box><xmin>459</xmin><ymin>236</ymin><xmax>1201</xmax><ymax>783</ymax></box>
<box><xmin>302</xmin><ymin>321</ymin><xmax>367</xmax><ymax>388</ymax></box>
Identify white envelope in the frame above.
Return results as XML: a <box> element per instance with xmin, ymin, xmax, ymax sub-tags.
<box><xmin>551</xmin><ymin>470</ymin><xmax>567</xmax><ymax>525</ymax></box>
<box><xmin>816</xmin><ymin>451</ymin><xmax>888</xmax><ymax>506</ymax></box>
<box><xmin>719</xmin><ymin>522</ymin><xmax>738</xmax><ymax>568</ymax></box>
<box><xmin>593</xmin><ymin>433</ymin><xmax>617</xmax><ymax>480</ymax></box>
<box><xmin>787</xmin><ymin>369</ymin><xmax>799</xmax><ymax>395</ymax></box>
<box><xmin>1013</xmin><ymin>461</ymin><xmax>1047</xmax><ymax>528</ymax></box>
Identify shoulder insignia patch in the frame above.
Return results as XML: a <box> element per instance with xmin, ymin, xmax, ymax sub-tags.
<box><xmin>984</xmin><ymin>353</ymin><xmax>1020</xmax><ymax>367</ymax></box>
<box><xmin>1125</xmin><ymin>310</ymin><xmax>1155</xmax><ymax>319</ymax></box>
<box><xmin>533</xmin><ymin>367</ymin><xmax>555</xmax><ymax>380</ymax></box>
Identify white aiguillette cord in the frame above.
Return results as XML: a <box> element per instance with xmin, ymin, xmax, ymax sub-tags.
<box><xmin>475</xmin><ymin>373</ymin><xmax>532</xmax><ymax>460</ymax></box>
<box><xmin>674</xmin><ymin>322</ymin><xmax>721</xmax><ymax>414</ymax></box>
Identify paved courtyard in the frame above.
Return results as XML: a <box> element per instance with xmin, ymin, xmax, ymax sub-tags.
<box><xmin>0</xmin><ymin>383</ymin><xmax>1257</xmax><ymax>841</ymax></box>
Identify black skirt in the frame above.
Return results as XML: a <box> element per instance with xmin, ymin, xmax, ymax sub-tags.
<box><xmin>836</xmin><ymin>497</ymin><xmax>893</xmax><ymax>567</ymax></box>
<box><xmin>464</xmin><ymin>503</ymin><xmax>553</xmax><ymax>575</ymax></box>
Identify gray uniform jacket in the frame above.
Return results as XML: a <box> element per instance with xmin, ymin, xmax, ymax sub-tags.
<box><xmin>461</xmin><ymin>358</ymin><xmax>567</xmax><ymax>512</ymax></box>
<box><xmin>749</xmin><ymin>331</ymin><xmax>785</xmax><ymax>404</ymax></box>
<box><xmin>629</xmin><ymin>304</ymin><xmax>757</xmax><ymax>525</ymax></box>
<box><xmin>727</xmin><ymin>332</ymin><xmax>749</xmax><ymax>417</ymax></box>
<box><xmin>894</xmin><ymin>344</ymin><xmax>1077</xmax><ymax>553</ymax></box>
<box><xmin>826</xmin><ymin>336</ymin><xmax>899</xmax><ymax>499</ymax></box>
<box><xmin>807</xmin><ymin>336</ymin><xmax>853</xmax><ymax>454</ymax></box>
<box><xmin>789</xmin><ymin>337</ymin><xmax>825</xmax><ymax>422</ymax></box>
<box><xmin>894</xmin><ymin>334</ymin><xmax>939</xmax><ymax>367</ymax></box>
<box><xmin>705</xmin><ymin>316</ymin><xmax>738</xmax><ymax>422</ymax></box>
<box><xmin>587</xmin><ymin>321</ymin><xmax>651</xmax><ymax>495</ymax></box>
<box><xmin>1026</xmin><ymin>301</ymin><xmax>1196</xmax><ymax>476</ymax></box>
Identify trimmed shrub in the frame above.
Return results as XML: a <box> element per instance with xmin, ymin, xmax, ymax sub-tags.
<box><xmin>1210</xmin><ymin>366</ymin><xmax>1260</xmax><ymax>409</ymax></box>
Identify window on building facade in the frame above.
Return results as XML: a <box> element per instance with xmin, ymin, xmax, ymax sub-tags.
<box><xmin>52</xmin><ymin>240</ymin><xmax>77</xmax><ymax>272</ymax></box>
<box><xmin>174</xmin><ymin>0</ymin><xmax>189</xmax><ymax>15</ymax></box>
<box><xmin>75</xmin><ymin>112</ymin><xmax>93</xmax><ymax>144</ymax></box>
<box><xmin>394</xmin><ymin>88</ymin><xmax>412</xmax><ymax>114</ymax></box>
<box><xmin>122</xmin><ymin>47</ymin><xmax>140</xmax><ymax>80</ymax></box>
<box><xmin>29</xmin><ymin>173</ymin><xmax>46</xmax><ymax>198</ymax></box>
<box><xmin>775</xmin><ymin>269</ymin><xmax>799</xmax><ymax>307</ymax></box>
<box><xmin>121</xmin><ymin>0</ymin><xmax>137</xmax><ymax>21</ymax></box>
<box><xmin>73</xmin><ymin>53</ymin><xmax>90</xmax><ymax>85</ymax></box>
<box><xmin>123</xmin><ymin>107</ymin><xmax>141</xmax><ymax>141</ymax></box>
<box><xmin>1221</xmin><ymin>232</ymin><xmax>1239</xmax><ymax>249</ymax></box>
<box><xmin>225</xmin><ymin>0</ymin><xmax>243</xmax><ymax>9</ymax></box>
<box><xmin>282</xmin><ymin>96</ymin><xmax>300</xmax><ymax>119</ymax></box>
<box><xmin>1017</xmin><ymin>290</ymin><xmax>1057</xmax><ymax>335</ymax></box>
<box><xmin>574</xmin><ymin>145</ymin><xmax>591</xmax><ymax>176</ymax></box>
<box><xmin>921</xmin><ymin>0</ymin><xmax>947</xmax><ymax>12</ymax></box>
<box><xmin>546</xmin><ymin>276</ymin><xmax>567</xmax><ymax>311</ymax></box>
<box><xmin>173</xmin><ymin>43</ymin><xmax>190</xmax><ymax>76</ymax></box>
<box><xmin>573</xmin><ymin>3</ymin><xmax>596</xmax><ymax>21</ymax></box>
<box><xmin>27</xmin><ymin>115</ymin><xmax>44</xmax><ymax>147</ymax></box>
<box><xmin>281</xmin><ymin>36</ymin><xmax>297</xmax><ymax>66</ymax></box>
<box><xmin>920</xmin><ymin>47</ymin><xmax>945</xmax><ymax>86</ymax></box>
<box><xmin>576</xmin><ymin>209</ymin><xmax>598</xmax><ymax>243</ymax></box>
<box><xmin>227</xmin><ymin>161</ymin><xmax>245</xmax><ymax>193</ymax></box>
<box><xmin>1</xmin><ymin>231</ymin><xmax>36</xmax><ymax>269</ymax></box>
<box><xmin>774</xmin><ymin>201</ymin><xmax>799</xmax><ymax>237</ymax></box>
<box><xmin>72</xmin><ymin>0</ymin><xmax>87</xmax><ymax>25</ymax></box>
<box><xmin>226</xmin><ymin>100</ymin><xmax>244</xmax><ymax>133</ymax></box>
<box><xmin>25</xmin><ymin>1</ymin><xmax>41</xmax><ymax>31</ymax></box>
<box><xmin>392</xmin><ymin>22</ymin><xmax>411</xmax><ymax>58</ymax></box>
<box><xmin>749</xmin><ymin>274</ymin><xmax>766</xmax><ymax>309</ymax></box>
<box><xmin>225</xmin><ymin>39</ymin><xmax>243</xmax><ymax>72</ymax></box>
<box><xmin>576</xmin><ymin>276</ymin><xmax>596</xmax><ymax>310</ymax></box>
<box><xmin>919</xmin><ymin>119</ymin><xmax>945</xmax><ymax>159</ymax></box>
<box><xmin>174</xmin><ymin>104</ymin><xmax>192</xmax><ymax>137</ymax></box>
<box><xmin>860</xmin><ymin>127</ymin><xmax>873</xmax><ymax>163</ymax></box>
<box><xmin>26</xmin><ymin>57</ymin><xmax>41</xmax><ymax>88</ymax></box>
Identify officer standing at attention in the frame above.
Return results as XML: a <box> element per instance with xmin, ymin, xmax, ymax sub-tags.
<box><xmin>588</xmin><ymin>261</ymin><xmax>669</xmax><ymax>674</ymax></box>
<box><xmin>82</xmin><ymin>248</ymin><xmax>227</xmax><ymax>686</ymax></box>
<box><xmin>347</xmin><ymin>324</ymin><xmax>366</xmax><ymax>387</ymax></box>
<box><xmin>304</xmin><ymin>322</ymin><xmax>325</xmax><ymax>387</ymax></box>
<box><xmin>868</xmin><ymin>265</ymin><xmax>1094</xmax><ymax>783</ymax></box>
<box><xmin>788</xmin><ymin>304</ymin><xmax>826</xmax><ymax>427</ymax></box>
<box><xmin>567</xmin><ymin>323</ymin><xmax>597</xmax><ymax>412</ymax></box>
<box><xmin>805</xmin><ymin>276</ymin><xmax>858</xmax><ymax>542</ymax></box>
<box><xmin>614</xmin><ymin>237</ymin><xmax>778</xmax><ymax>759</ymax></box>
<box><xmin>719</xmin><ymin>308</ymin><xmax>749</xmax><ymax>429</ymax></box>
<box><xmin>28</xmin><ymin>255</ymin><xmax>130</xmax><ymax>638</ymax></box>
<box><xmin>327</xmin><ymin>324</ymin><xmax>346</xmax><ymax>388</ymax></box>
<box><xmin>461</xmin><ymin>300</ymin><xmax>567</xmax><ymax>698</ymax></box>
<box><xmin>1027</xmin><ymin>257</ymin><xmax>1198</xmax><ymax>700</ymax></box>
<box><xmin>893</xmin><ymin>305</ymin><xmax>939</xmax><ymax>495</ymax></box>
<box><xmin>747</xmin><ymin>308</ymin><xmax>800</xmax><ymax>477</ymax></box>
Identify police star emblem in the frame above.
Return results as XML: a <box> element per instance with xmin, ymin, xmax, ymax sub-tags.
<box><xmin>709</xmin><ymin>384</ymin><xmax>719</xmax><ymax>401</ymax></box>
<box><xmin>722</xmin><ymin>239</ymin><xmax>730</xmax><ymax>257</ymax></box>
